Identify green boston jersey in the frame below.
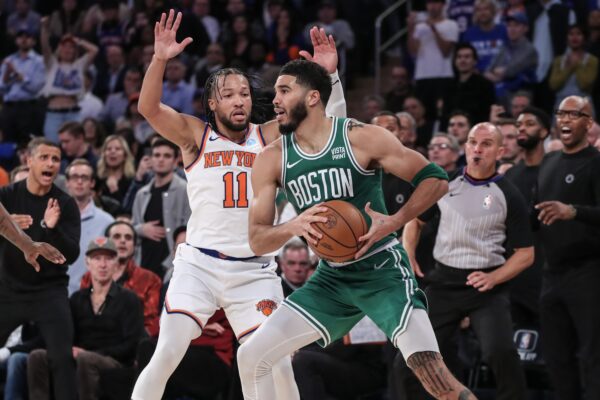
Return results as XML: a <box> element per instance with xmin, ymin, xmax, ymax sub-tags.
<box><xmin>281</xmin><ymin>117</ymin><xmax>396</xmax><ymax>252</ymax></box>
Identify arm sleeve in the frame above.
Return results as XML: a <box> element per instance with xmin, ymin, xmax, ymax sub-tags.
<box><xmin>549</xmin><ymin>56</ymin><xmax>573</xmax><ymax>91</ymax></box>
<box><xmin>501</xmin><ymin>179</ymin><xmax>533</xmax><ymax>248</ymax></box>
<box><xmin>574</xmin><ymin>55</ymin><xmax>598</xmax><ymax>93</ymax></box>
<box><xmin>325</xmin><ymin>70</ymin><xmax>346</xmax><ymax>118</ymax></box>
<box><xmin>42</xmin><ymin>196</ymin><xmax>81</xmax><ymax>264</ymax></box>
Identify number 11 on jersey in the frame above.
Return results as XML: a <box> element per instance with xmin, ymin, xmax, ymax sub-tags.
<box><xmin>223</xmin><ymin>171</ymin><xmax>248</xmax><ymax>208</ymax></box>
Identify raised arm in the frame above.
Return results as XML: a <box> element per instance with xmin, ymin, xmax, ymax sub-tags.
<box><xmin>138</xmin><ymin>10</ymin><xmax>201</xmax><ymax>155</ymax></box>
<box><xmin>248</xmin><ymin>143</ymin><xmax>328</xmax><ymax>255</ymax></box>
<box><xmin>40</xmin><ymin>17</ymin><xmax>53</xmax><ymax>66</ymax></box>
<box><xmin>351</xmin><ymin>124</ymin><xmax>448</xmax><ymax>258</ymax></box>
<box><xmin>262</xmin><ymin>27</ymin><xmax>346</xmax><ymax>142</ymax></box>
<box><xmin>75</xmin><ymin>36</ymin><xmax>99</xmax><ymax>68</ymax></box>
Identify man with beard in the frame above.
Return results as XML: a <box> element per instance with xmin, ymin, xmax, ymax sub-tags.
<box><xmin>504</xmin><ymin>106</ymin><xmax>550</xmax><ymax>327</ymax></box>
<box><xmin>239</xmin><ymin>60</ymin><xmax>476</xmax><ymax>400</ymax></box>
<box><xmin>131</xmin><ymin>10</ymin><xmax>346</xmax><ymax>400</ymax></box>
<box><xmin>0</xmin><ymin>138</ymin><xmax>81</xmax><ymax>400</ymax></box>
<box><xmin>534</xmin><ymin>96</ymin><xmax>600</xmax><ymax>400</ymax></box>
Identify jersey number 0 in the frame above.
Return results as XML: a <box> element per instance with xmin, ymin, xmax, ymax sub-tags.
<box><xmin>223</xmin><ymin>171</ymin><xmax>248</xmax><ymax>208</ymax></box>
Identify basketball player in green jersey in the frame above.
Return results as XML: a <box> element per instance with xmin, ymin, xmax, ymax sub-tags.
<box><xmin>238</xmin><ymin>60</ymin><xmax>477</xmax><ymax>400</ymax></box>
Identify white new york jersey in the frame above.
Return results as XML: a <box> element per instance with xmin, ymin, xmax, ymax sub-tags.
<box><xmin>184</xmin><ymin>123</ymin><xmax>267</xmax><ymax>258</ymax></box>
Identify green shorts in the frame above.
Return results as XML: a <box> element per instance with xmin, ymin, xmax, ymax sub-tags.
<box><xmin>283</xmin><ymin>242</ymin><xmax>428</xmax><ymax>347</ymax></box>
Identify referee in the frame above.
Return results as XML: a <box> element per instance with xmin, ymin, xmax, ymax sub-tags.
<box><xmin>0</xmin><ymin>138</ymin><xmax>81</xmax><ymax>400</ymax></box>
<box><xmin>398</xmin><ymin>123</ymin><xmax>534</xmax><ymax>400</ymax></box>
<box><xmin>535</xmin><ymin>96</ymin><xmax>600</xmax><ymax>400</ymax></box>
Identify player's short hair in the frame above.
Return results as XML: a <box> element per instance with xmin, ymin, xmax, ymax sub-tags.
<box><xmin>279</xmin><ymin>60</ymin><xmax>332</xmax><ymax>106</ymax></box>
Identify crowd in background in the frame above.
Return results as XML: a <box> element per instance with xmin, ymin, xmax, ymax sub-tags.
<box><xmin>0</xmin><ymin>0</ymin><xmax>598</xmax><ymax>399</ymax></box>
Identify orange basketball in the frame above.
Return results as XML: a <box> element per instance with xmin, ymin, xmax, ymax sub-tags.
<box><xmin>309</xmin><ymin>200</ymin><xmax>368</xmax><ymax>263</ymax></box>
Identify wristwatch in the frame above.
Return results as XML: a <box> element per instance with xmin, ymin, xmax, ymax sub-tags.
<box><xmin>40</xmin><ymin>219</ymin><xmax>48</xmax><ymax>229</ymax></box>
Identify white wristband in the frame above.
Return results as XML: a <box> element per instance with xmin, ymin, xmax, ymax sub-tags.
<box><xmin>330</xmin><ymin>70</ymin><xmax>340</xmax><ymax>86</ymax></box>
<box><xmin>0</xmin><ymin>347</ymin><xmax>10</xmax><ymax>363</ymax></box>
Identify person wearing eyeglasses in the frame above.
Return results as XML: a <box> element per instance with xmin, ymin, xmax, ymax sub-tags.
<box><xmin>65</xmin><ymin>158</ymin><xmax>114</xmax><ymax>295</ymax></box>
<box><xmin>534</xmin><ymin>95</ymin><xmax>600</xmax><ymax>400</ymax></box>
<box><xmin>427</xmin><ymin>133</ymin><xmax>460</xmax><ymax>173</ymax></box>
<box><xmin>279</xmin><ymin>239</ymin><xmax>311</xmax><ymax>298</ymax></box>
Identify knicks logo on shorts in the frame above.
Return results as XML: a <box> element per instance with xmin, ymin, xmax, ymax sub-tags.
<box><xmin>256</xmin><ymin>299</ymin><xmax>278</xmax><ymax>316</ymax></box>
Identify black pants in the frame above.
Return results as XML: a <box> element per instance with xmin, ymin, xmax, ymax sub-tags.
<box><xmin>394</xmin><ymin>263</ymin><xmax>527</xmax><ymax>400</ymax></box>
<box><xmin>292</xmin><ymin>345</ymin><xmax>385</xmax><ymax>400</ymax></box>
<box><xmin>0</xmin><ymin>100</ymin><xmax>45</xmax><ymax>144</ymax></box>
<box><xmin>540</xmin><ymin>263</ymin><xmax>600</xmax><ymax>400</ymax></box>
<box><xmin>0</xmin><ymin>287</ymin><xmax>76</xmax><ymax>400</ymax></box>
<box><xmin>136</xmin><ymin>337</ymin><xmax>230</xmax><ymax>399</ymax></box>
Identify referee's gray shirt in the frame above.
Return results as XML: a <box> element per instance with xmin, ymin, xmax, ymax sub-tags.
<box><xmin>420</xmin><ymin>169</ymin><xmax>533</xmax><ymax>270</ymax></box>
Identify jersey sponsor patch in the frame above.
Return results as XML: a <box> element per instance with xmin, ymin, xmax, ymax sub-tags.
<box><xmin>256</xmin><ymin>299</ymin><xmax>278</xmax><ymax>316</ymax></box>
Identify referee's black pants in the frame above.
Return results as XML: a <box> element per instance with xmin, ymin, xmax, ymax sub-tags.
<box><xmin>393</xmin><ymin>263</ymin><xmax>527</xmax><ymax>400</ymax></box>
<box><xmin>540</xmin><ymin>262</ymin><xmax>600</xmax><ymax>400</ymax></box>
<box><xmin>0</xmin><ymin>286</ymin><xmax>76</xmax><ymax>400</ymax></box>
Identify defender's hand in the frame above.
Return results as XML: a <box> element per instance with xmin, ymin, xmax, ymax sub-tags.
<box><xmin>299</xmin><ymin>27</ymin><xmax>338</xmax><ymax>74</ymax></box>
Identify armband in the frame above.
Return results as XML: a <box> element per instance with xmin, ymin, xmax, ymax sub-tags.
<box><xmin>411</xmin><ymin>163</ymin><xmax>448</xmax><ymax>187</ymax></box>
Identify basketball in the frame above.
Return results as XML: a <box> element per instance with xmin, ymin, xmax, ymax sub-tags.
<box><xmin>309</xmin><ymin>200</ymin><xmax>368</xmax><ymax>263</ymax></box>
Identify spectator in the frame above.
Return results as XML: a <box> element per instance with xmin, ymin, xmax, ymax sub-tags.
<box><xmin>161</xmin><ymin>58</ymin><xmax>194</xmax><ymax>115</ymax></box>
<box><xmin>372</xmin><ymin>112</ymin><xmax>415</xmax><ymax>222</ymax></box>
<box><xmin>192</xmin><ymin>43</ymin><xmax>225</xmax><ymax>89</ymax></box>
<box><xmin>221</xmin><ymin>14</ymin><xmax>257</xmax><ymax>70</ymax></box>
<box><xmin>509</xmin><ymin>90</ymin><xmax>532</xmax><ymax>118</ymax></box>
<box><xmin>0</xmin><ymin>28</ymin><xmax>45</xmax><ymax>144</ymax></box>
<box><xmin>384</xmin><ymin>65</ymin><xmax>413</xmax><ymax>113</ymax></box>
<box><xmin>9</xmin><ymin>165</ymin><xmax>29</xmax><ymax>183</ymax></box>
<box><xmin>497</xmin><ymin>117</ymin><xmax>522</xmax><ymax>165</ymax></box>
<box><xmin>445</xmin><ymin>42</ymin><xmax>496</xmax><ymax>124</ymax></box>
<box><xmin>0</xmin><ymin>323</ymin><xmax>42</xmax><ymax>400</ymax></box>
<box><xmin>81</xmin><ymin>118</ymin><xmax>106</xmax><ymax>157</ymax></box>
<box><xmin>505</xmin><ymin>106</ymin><xmax>550</xmax><ymax>327</ymax></box>
<box><xmin>40</xmin><ymin>16</ymin><xmax>98</xmax><ymax>144</ymax></box>
<box><xmin>428</xmin><ymin>133</ymin><xmax>461</xmax><ymax>173</ymax></box>
<box><xmin>94</xmin><ymin>44</ymin><xmax>126</xmax><ymax>100</ymax></box>
<box><xmin>447</xmin><ymin>0</ymin><xmax>476</xmax><ymax>33</ymax></box>
<box><xmin>28</xmin><ymin>237</ymin><xmax>144</xmax><ymax>400</ymax></box>
<box><xmin>462</xmin><ymin>0</ymin><xmax>508</xmax><ymax>72</ymax></box>
<box><xmin>96</xmin><ymin>134</ymin><xmax>136</xmax><ymax>205</ymax></box>
<box><xmin>303</xmin><ymin>0</ymin><xmax>355</xmax><ymax>84</ymax></box>
<box><xmin>447</xmin><ymin>109</ymin><xmax>472</xmax><ymax>168</ymax></box>
<box><xmin>505</xmin><ymin>0</ymin><xmax>526</xmax><ymax>18</ymax></box>
<box><xmin>78</xmin><ymin>70</ymin><xmax>104</xmax><ymax>121</ymax></box>
<box><xmin>549</xmin><ymin>24</ymin><xmax>599</xmax><ymax>111</ymax></box>
<box><xmin>132</xmin><ymin>139</ymin><xmax>191</xmax><ymax>278</ymax></box>
<box><xmin>99</xmin><ymin>67</ymin><xmax>143</xmax><ymax>127</ymax></box>
<box><xmin>179</xmin><ymin>0</ymin><xmax>216</xmax><ymax>58</ymax></box>
<box><xmin>247</xmin><ymin>41</ymin><xmax>281</xmax><ymax>91</ymax></box>
<box><xmin>395</xmin><ymin>111</ymin><xmax>420</xmax><ymax>152</ymax></box>
<box><xmin>267</xmin><ymin>7</ymin><xmax>305</xmax><ymax>66</ymax></box>
<box><xmin>58</xmin><ymin>121</ymin><xmax>98</xmax><ymax>173</ymax></box>
<box><xmin>81</xmin><ymin>221</ymin><xmax>161</xmax><ymax>338</ymax></box>
<box><xmin>485</xmin><ymin>13</ymin><xmax>538</xmax><ymax>104</ymax></box>
<box><xmin>0</xmin><ymin>138</ymin><xmax>80</xmax><ymax>400</ymax></box>
<box><xmin>47</xmin><ymin>0</ymin><xmax>85</xmax><ymax>41</ymax></box>
<box><xmin>93</xmin><ymin>0</ymin><xmax>127</xmax><ymax>50</ymax></box>
<box><xmin>399</xmin><ymin>123</ymin><xmax>533</xmax><ymax>400</ymax></box>
<box><xmin>7</xmin><ymin>0</ymin><xmax>40</xmax><ymax>38</ymax></box>
<box><xmin>65</xmin><ymin>159</ymin><xmax>114</xmax><ymax>295</ymax></box>
<box><xmin>407</xmin><ymin>0</ymin><xmax>459</xmax><ymax>121</ymax></box>
<box><xmin>535</xmin><ymin>96</ymin><xmax>600</xmax><ymax>400</ymax></box>
<box><xmin>279</xmin><ymin>240</ymin><xmax>311</xmax><ymax>298</ymax></box>
<box><xmin>118</xmin><ymin>93</ymin><xmax>154</xmax><ymax>145</ymax></box>
<box><xmin>361</xmin><ymin>94</ymin><xmax>385</xmax><ymax>123</ymax></box>
<box><xmin>403</xmin><ymin>95</ymin><xmax>434</xmax><ymax>148</ymax></box>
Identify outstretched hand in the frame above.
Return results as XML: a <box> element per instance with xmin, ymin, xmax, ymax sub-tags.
<box><xmin>154</xmin><ymin>9</ymin><xmax>193</xmax><ymax>61</ymax></box>
<box><xmin>23</xmin><ymin>241</ymin><xmax>66</xmax><ymax>272</ymax></box>
<box><xmin>299</xmin><ymin>26</ymin><xmax>338</xmax><ymax>74</ymax></box>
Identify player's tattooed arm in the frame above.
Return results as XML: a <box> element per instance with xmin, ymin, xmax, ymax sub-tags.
<box><xmin>347</xmin><ymin>119</ymin><xmax>364</xmax><ymax>131</ymax></box>
<box><xmin>406</xmin><ymin>351</ymin><xmax>477</xmax><ymax>400</ymax></box>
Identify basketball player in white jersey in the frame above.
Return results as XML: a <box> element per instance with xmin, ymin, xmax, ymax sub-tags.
<box><xmin>131</xmin><ymin>10</ymin><xmax>346</xmax><ymax>400</ymax></box>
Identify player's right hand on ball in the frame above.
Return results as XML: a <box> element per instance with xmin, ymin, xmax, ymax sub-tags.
<box><xmin>154</xmin><ymin>9</ymin><xmax>193</xmax><ymax>61</ymax></box>
<box><xmin>289</xmin><ymin>204</ymin><xmax>328</xmax><ymax>245</ymax></box>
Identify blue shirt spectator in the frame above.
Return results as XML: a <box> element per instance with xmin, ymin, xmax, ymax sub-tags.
<box><xmin>161</xmin><ymin>59</ymin><xmax>194</xmax><ymax>115</ymax></box>
<box><xmin>0</xmin><ymin>47</ymin><xmax>45</xmax><ymax>102</ymax></box>
<box><xmin>7</xmin><ymin>0</ymin><xmax>41</xmax><ymax>38</ymax></box>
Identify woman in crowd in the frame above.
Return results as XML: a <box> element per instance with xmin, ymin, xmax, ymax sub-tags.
<box><xmin>96</xmin><ymin>134</ymin><xmax>136</xmax><ymax>204</ymax></box>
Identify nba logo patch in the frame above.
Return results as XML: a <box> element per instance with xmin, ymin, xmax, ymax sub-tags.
<box><xmin>246</xmin><ymin>138</ymin><xmax>256</xmax><ymax>146</ymax></box>
<box><xmin>483</xmin><ymin>194</ymin><xmax>493</xmax><ymax>209</ymax></box>
<box><xmin>256</xmin><ymin>299</ymin><xmax>277</xmax><ymax>316</ymax></box>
